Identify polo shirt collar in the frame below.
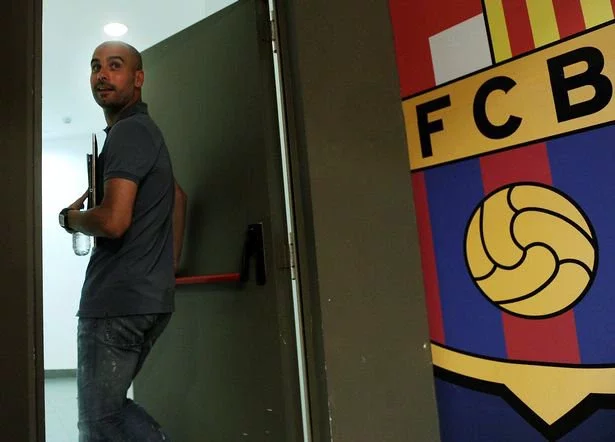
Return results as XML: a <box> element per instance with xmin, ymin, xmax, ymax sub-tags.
<box><xmin>104</xmin><ymin>101</ymin><xmax>148</xmax><ymax>133</ymax></box>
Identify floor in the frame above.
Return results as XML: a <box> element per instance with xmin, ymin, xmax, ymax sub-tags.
<box><xmin>44</xmin><ymin>376</ymin><xmax>134</xmax><ymax>442</ymax></box>
<box><xmin>44</xmin><ymin>376</ymin><xmax>78</xmax><ymax>442</ymax></box>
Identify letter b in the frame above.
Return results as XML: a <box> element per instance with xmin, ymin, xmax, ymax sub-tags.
<box><xmin>547</xmin><ymin>47</ymin><xmax>613</xmax><ymax>122</ymax></box>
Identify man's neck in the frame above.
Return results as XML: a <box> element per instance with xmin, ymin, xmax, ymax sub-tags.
<box><xmin>103</xmin><ymin>97</ymin><xmax>141</xmax><ymax>128</ymax></box>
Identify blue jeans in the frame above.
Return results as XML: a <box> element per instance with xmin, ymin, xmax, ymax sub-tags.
<box><xmin>77</xmin><ymin>314</ymin><xmax>172</xmax><ymax>441</ymax></box>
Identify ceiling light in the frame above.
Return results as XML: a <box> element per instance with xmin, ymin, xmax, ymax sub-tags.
<box><xmin>104</xmin><ymin>23</ymin><xmax>128</xmax><ymax>37</ymax></box>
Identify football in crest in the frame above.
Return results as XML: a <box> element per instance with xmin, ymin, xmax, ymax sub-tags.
<box><xmin>464</xmin><ymin>183</ymin><xmax>597</xmax><ymax>318</ymax></box>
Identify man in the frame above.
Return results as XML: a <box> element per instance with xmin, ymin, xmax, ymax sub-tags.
<box><xmin>58</xmin><ymin>41</ymin><xmax>187</xmax><ymax>441</ymax></box>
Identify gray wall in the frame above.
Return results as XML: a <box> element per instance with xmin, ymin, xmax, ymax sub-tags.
<box><xmin>277</xmin><ymin>0</ymin><xmax>441</xmax><ymax>440</ymax></box>
<box><xmin>1</xmin><ymin>0</ymin><xmax>44</xmax><ymax>440</ymax></box>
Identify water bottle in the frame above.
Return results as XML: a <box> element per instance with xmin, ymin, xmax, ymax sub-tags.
<box><xmin>72</xmin><ymin>232</ymin><xmax>91</xmax><ymax>256</ymax></box>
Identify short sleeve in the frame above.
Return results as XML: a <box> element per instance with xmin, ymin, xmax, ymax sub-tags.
<box><xmin>103</xmin><ymin>120</ymin><xmax>158</xmax><ymax>184</ymax></box>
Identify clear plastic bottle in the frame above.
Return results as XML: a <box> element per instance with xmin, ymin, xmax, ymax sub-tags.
<box><xmin>72</xmin><ymin>232</ymin><xmax>91</xmax><ymax>256</ymax></box>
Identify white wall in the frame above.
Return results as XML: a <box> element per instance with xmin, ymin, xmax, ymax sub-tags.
<box><xmin>42</xmin><ymin>131</ymin><xmax>105</xmax><ymax>370</ymax></box>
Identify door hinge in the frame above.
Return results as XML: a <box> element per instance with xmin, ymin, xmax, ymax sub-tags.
<box><xmin>270</xmin><ymin>18</ymin><xmax>279</xmax><ymax>54</ymax></box>
<box><xmin>288</xmin><ymin>231</ymin><xmax>297</xmax><ymax>281</ymax></box>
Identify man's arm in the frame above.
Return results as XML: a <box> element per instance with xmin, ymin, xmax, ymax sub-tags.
<box><xmin>173</xmin><ymin>180</ymin><xmax>187</xmax><ymax>274</ymax></box>
<box><xmin>68</xmin><ymin>178</ymin><xmax>137</xmax><ymax>238</ymax></box>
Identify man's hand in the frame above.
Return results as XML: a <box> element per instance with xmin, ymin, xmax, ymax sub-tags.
<box><xmin>66</xmin><ymin>179</ymin><xmax>137</xmax><ymax>239</ymax></box>
<box><xmin>68</xmin><ymin>190</ymin><xmax>89</xmax><ymax>211</ymax></box>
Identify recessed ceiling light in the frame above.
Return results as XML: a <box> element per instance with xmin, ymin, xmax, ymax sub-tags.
<box><xmin>104</xmin><ymin>22</ymin><xmax>128</xmax><ymax>37</ymax></box>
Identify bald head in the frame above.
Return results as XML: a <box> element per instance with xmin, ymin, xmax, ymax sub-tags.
<box><xmin>94</xmin><ymin>41</ymin><xmax>143</xmax><ymax>71</ymax></box>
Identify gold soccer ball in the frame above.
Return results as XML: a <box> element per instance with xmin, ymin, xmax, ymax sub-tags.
<box><xmin>464</xmin><ymin>183</ymin><xmax>597</xmax><ymax>318</ymax></box>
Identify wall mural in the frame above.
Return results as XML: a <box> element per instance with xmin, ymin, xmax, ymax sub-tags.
<box><xmin>388</xmin><ymin>0</ymin><xmax>615</xmax><ymax>440</ymax></box>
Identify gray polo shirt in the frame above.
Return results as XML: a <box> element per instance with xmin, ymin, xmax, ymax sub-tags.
<box><xmin>78</xmin><ymin>101</ymin><xmax>175</xmax><ymax>317</ymax></box>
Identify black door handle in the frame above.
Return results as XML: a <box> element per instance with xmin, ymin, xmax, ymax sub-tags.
<box><xmin>240</xmin><ymin>223</ymin><xmax>266</xmax><ymax>286</ymax></box>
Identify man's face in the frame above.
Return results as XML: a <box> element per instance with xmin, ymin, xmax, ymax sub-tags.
<box><xmin>90</xmin><ymin>43</ymin><xmax>143</xmax><ymax>110</ymax></box>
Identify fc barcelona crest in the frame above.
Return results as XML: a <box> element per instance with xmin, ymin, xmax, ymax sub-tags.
<box><xmin>392</xmin><ymin>1</ymin><xmax>615</xmax><ymax>437</ymax></box>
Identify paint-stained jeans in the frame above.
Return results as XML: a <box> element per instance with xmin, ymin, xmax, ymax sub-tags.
<box><xmin>77</xmin><ymin>314</ymin><xmax>172</xmax><ymax>442</ymax></box>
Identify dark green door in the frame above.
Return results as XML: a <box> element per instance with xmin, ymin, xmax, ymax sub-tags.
<box><xmin>135</xmin><ymin>1</ymin><xmax>304</xmax><ymax>440</ymax></box>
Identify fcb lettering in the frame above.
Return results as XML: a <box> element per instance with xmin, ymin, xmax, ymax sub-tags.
<box><xmin>403</xmin><ymin>22</ymin><xmax>615</xmax><ymax>171</ymax></box>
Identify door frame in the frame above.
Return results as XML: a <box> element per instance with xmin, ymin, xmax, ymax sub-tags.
<box><xmin>3</xmin><ymin>0</ymin><xmax>44</xmax><ymax>440</ymax></box>
<box><xmin>268</xmin><ymin>3</ymin><xmax>331</xmax><ymax>441</ymax></box>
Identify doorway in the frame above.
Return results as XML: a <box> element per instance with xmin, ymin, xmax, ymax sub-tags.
<box><xmin>42</xmin><ymin>0</ymin><xmax>308</xmax><ymax>440</ymax></box>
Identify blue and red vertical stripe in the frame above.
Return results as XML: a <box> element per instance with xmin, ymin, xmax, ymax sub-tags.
<box><xmin>413</xmin><ymin>124</ymin><xmax>615</xmax><ymax>364</ymax></box>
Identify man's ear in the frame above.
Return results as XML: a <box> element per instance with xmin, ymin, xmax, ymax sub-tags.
<box><xmin>135</xmin><ymin>70</ymin><xmax>144</xmax><ymax>88</ymax></box>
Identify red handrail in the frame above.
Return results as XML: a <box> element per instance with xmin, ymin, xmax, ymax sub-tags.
<box><xmin>175</xmin><ymin>272</ymin><xmax>241</xmax><ymax>286</ymax></box>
